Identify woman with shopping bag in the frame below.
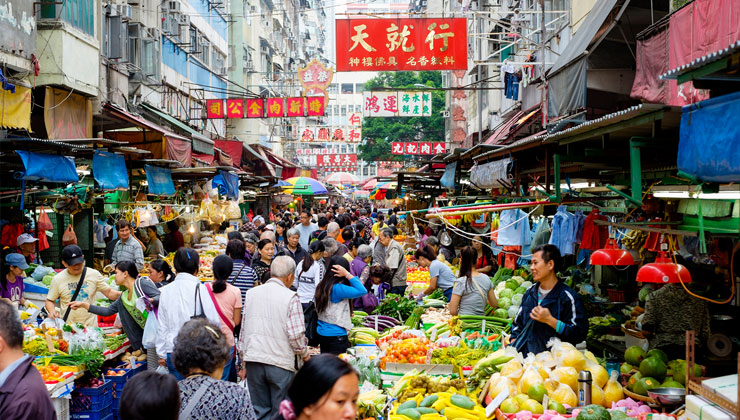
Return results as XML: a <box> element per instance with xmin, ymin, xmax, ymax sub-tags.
<box><xmin>70</xmin><ymin>261</ymin><xmax>160</xmax><ymax>364</ymax></box>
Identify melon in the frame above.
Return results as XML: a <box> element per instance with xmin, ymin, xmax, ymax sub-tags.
<box><xmin>661</xmin><ymin>380</ymin><xmax>684</xmax><ymax>389</ymax></box>
<box><xmin>521</xmin><ymin>399</ymin><xmax>544</xmax><ymax>414</ymax></box>
<box><xmin>639</xmin><ymin>357</ymin><xmax>667</xmax><ymax>381</ymax></box>
<box><xmin>647</xmin><ymin>349</ymin><xmax>669</xmax><ymax>364</ymax></box>
<box><xmin>624</xmin><ymin>346</ymin><xmax>647</xmax><ymax>366</ymax></box>
<box><xmin>633</xmin><ymin>376</ymin><xmax>659</xmax><ymax>396</ymax></box>
<box><xmin>500</xmin><ymin>398</ymin><xmax>520</xmax><ymax>413</ymax></box>
<box><xmin>627</xmin><ymin>372</ymin><xmax>643</xmax><ymax>391</ymax></box>
<box><xmin>576</xmin><ymin>405</ymin><xmax>610</xmax><ymax>420</ymax></box>
<box><xmin>620</xmin><ymin>363</ymin><xmax>634</xmax><ymax>374</ymax></box>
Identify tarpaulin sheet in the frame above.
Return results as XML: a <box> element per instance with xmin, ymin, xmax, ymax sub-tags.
<box><xmin>166</xmin><ymin>135</ymin><xmax>192</xmax><ymax>167</ymax></box>
<box><xmin>548</xmin><ymin>56</ymin><xmax>587</xmax><ymax>119</ymax></box>
<box><xmin>215</xmin><ymin>140</ymin><xmax>243</xmax><ymax>166</ymax></box>
<box><xmin>669</xmin><ymin>0</ymin><xmax>740</xmax><ymax>69</ymax></box>
<box><xmin>440</xmin><ymin>162</ymin><xmax>456</xmax><ymax>189</ymax></box>
<box><xmin>0</xmin><ymin>86</ymin><xmax>31</xmax><ymax>130</ymax></box>
<box><xmin>145</xmin><ymin>165</ymin><xmax>176</xmax><ymax>196</ymax></box>
<box><xmin>212</xmin><ymin>170</ymin><xmax>239</xmax><ymax>200</ymax></box>
<box><xmin>677</xmin><ymin>90</ymin><xmax>740</xmax><ymax>182</ymax></box>
<box><xmin>217</xmin><ymin>149</ymin><xmax>234</xmax><ymax>167</ymax></box>
<box><xmin>92</xmin><ymin>151</ymin><xmax>129</xmax><ymax>189</ymax></box>
<box><xmin>192</xmin><ymin>152</ymin><xmax>215</xmax><ymax>165</ymax></box>
<box><xmin>470</xmin><ymin>158</ymin><xmax>512</xmax><ymax>189</ymax></box>
<box><xmin>44</xmin><ymin>87</ymin><xmax>92</xmax><ymax>139</ymax></box>
<box><xmin>16</xmin><ymin>151</ymin><xmax>78</xmax><ymax>183</ymax></box>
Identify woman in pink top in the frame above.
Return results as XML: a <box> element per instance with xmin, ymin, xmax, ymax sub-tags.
<box><xmin>206</xmin><ymin>255</ymin><xmax>243</xmax><ymax>381</ymax></box>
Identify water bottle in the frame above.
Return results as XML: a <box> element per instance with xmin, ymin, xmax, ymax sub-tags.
<box><xmin>578</xmin><ymin>370</ymin><xmax>593</xmax><ymax>406</ymax></box>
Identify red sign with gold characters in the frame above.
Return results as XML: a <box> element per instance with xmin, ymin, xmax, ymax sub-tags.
<box><xmin>392</xmin><ymin>142</ymin><xmax>445</xmax><ymax>155</ymax></box>
<box><xmin>317</xmin><ymin>154</ymin><xmax>357</xmax><ymax>167</ymax></box>
<box><xmin>336</xmin><ymin>18</ymin><xmax>467</xmax><ymax>71</ymax></box>
<box><xmin>298</xmin><ymin>59</ymin><xmax>334</xmax><ymax>101</ymax></box>
<box><xmin>306</xmin><ymin>96</ymin><xmax>326</xmax><ymax>116</ymax></box>
<box><xmin>206</xmin><ymin>99</ymin><xmax>224</xmax><ymax>119</ymax></box>
<box><xmin>226</xmin><ymin>99</ymin><xmax>244</xmax><ymax>118</ymax></box>
<box><xmin>266</xmin><ymin>98</ymin><xmax>285</xmax><ymax>118</ymax></box>
<box><xmin>246</xmin><ymin>99</ymin><xmax>264</xmax><ymax>118</ymax></box>
<box><xmin>286</xmin><ymin>97</ymin><xmax>305</xmax><ymax>117</ymax></box>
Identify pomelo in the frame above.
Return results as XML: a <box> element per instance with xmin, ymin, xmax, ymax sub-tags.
<box><xmin>661</xmin><ymin>380</ymin><xmax>684</xmax><ymax>389</ymax></box>
<box><xmin>620</xmin><ymin>363</ymin><xmax>634</xmax><ymax>374</ymax></box>
<box><xmin>633</xmin><ymin>377</ymin><xmax>659</xmax><ymax>396</ymax></box>
<box><xmin>647</xmin><ymin>349</ymin><xmax>669</xmax><ymax>364</ymax></box>
<box><xmin>639</xmin><ymin>357</ymin><xmax>667</xmax><ymax>381</ymax></box>
<box><xmin>624</xmin><ymin>346</ymin><xmax>647</xmax><ymax>366</ymax></box>
<box><xmin>627</xmin><ymin>372</ymin><xmax>643</xmax><ymax>391</ymax></box>
<box><xmin>500</xmin><ymin>398</ymin><xmax>520</xmax><ymax>413</ymax></box>
<box><xmin>549</xmin><ymin>401</ymin><xmax>567</xmax><ymax>414</ymax></box>
<box><xmin>514</xmin><ymin>394</ymin><xmax>531</xmax><ymax>406</ymax></box>
<box><xmin>527</xmin><ymin>383</ymin><xmax>548</xmax><ymax>403</ymax></box>
<box><xmin>520</xmin><ymin>399</ymin><xmax>544</xmax><ymax>414</ymax></box>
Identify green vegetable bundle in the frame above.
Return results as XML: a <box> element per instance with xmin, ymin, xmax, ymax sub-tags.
<box><xmin>404</xmin><ymin>307</ymin><xmax>425</xmax><ymax>328</ymax></box>
<box><xmin>431</xmin><ymin>346</ymin><xmax>491</xmax><ymax>367</ymax></box>
<box><xmin>373</xmin><ymin>294</ymin><xmax>417</xmax><ymax>321</ymax></box>
<box><xmin>458</xmin><ymin>315</ymin><xmax>511</xmax><ymax>334</ymax></box>
<box><xmin>49</xmin><ymin>349</ymin><xmax>106</xmax><ymax>376</ymax></box>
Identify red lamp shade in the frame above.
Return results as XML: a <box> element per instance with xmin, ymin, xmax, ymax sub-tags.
<box><xmin>636</xmin><ymin>251</ymin><xmax>692</xmax><ymax>284</ymax></box>
<box><xmin>589</xmin><ymin>238</ymin><xmax>635</xmax><ymax>266</ymax></box>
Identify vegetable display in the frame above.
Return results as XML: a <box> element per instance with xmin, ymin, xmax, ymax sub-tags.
<box><xmin>373</xmin><ymin>294</ymin><xmax>417</xmax><ymax>322</ymax></box>
<box><xmin>48</xmin><ymin>349</ymin><xmax>106</xmax><ymax>376</ymax></box>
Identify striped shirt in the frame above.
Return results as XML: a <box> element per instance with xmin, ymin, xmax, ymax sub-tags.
<box><xmin>228</xmin><ymin>260</ymin><xmax>258</xmax><ymax>303</ymax></box>
<box><xmin>111</xmin><ymin>237</ymin><xmax>145</xmax><ymax>270</ymax></box>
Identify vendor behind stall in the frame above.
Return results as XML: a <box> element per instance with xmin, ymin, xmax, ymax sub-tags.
<box><xmin>641</xmin><ymin>282</ymin><xmax>710</xmax><ymax>360</ymax></box>
<box><xmin>15</xmin><ymin>233</ymin><xmax>39</xmax><ymax>264</ymax></box>
<box><xmin>510</xmin><ymin>244</ymin><xmax>588</xmax><ymax>354</ymax></box>
<box><xmin>449</xmin><ymin>246</ymin><xmax>497</xmax><ymax>316</ymax></box>
<box><xmin>414</xmin><ymin>246</ymin><xmax>457</xmax><ymax>302</ymax></box>
<box><xmin>45</xmin><ymin>245</ymin><xmax>122</xmax><ymax>327</ymax></box>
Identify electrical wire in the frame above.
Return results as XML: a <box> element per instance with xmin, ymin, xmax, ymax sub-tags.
<box><xmin>666</xmin><ymin>235</ymin><xmax>736</xmax><ymax>305</ymax></box>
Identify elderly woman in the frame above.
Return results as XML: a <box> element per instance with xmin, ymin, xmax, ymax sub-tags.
<box><xmin>174</xmin><ymin>318</ymin><xmax>256</xmax><ymax>419</ymax></box>
<box><xmin>278</xmin><ymin>228</ymin><xmax>307</xmax><ymax>265</ymax></box>
<box><xmin>350</xmin><ymin>243</ymin><xmax>372</xmax><ymax>284</ymax></box>
<box><xmin>243</xmin><ymin>233</ymin><xmax>259</xmax><ymax>266</ymax></box>
<box><xmin>321</xmin><ymin>238</ymin><xmax>341</xmax><ymax>260</ymax></box>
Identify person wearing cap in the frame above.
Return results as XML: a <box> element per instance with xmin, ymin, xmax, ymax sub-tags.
<box><xmin>45</xmin><ymin>245</ymin><xmax>122</xmax><ymax>327</ymax></box>
<box><xmin>15</xmin><ymin>233</ymin><xmax>39</xmax><ymax>265</ymax></box>
<box><xmin>1</xmin><ymin>254</ymin><xmax>27</xmax><ymax>306</ymax></box>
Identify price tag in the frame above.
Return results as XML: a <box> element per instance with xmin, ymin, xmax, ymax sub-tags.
<box><xmin>486</xmin><ymin>387</ymin><xmax>510</xmax><ymax>418</ymax></box>
<box><xmin>481</xmin><ymin>319</ymin><xmax>486</xmax><ymax>334</ymax></box>
<box><xmin>129</xmin><ymin>356</ymin><xmax>137</xmax><ymax>369</ymax></box>
<box><xmin>44</xmin><ymin>333</ymin><xmax>55</xmax><ymax>353</ymax></box>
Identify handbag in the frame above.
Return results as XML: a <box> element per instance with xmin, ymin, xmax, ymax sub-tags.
<box><xmin>303</xmin><ymin>301</ymin><xmax>320</xmax><ymax>347</ymax></box>
<box><xmin>191</xmin><ymin>285</ymin><xmax>206</xmax><ymax>319</ymax></box>
<box><xmin>360</xmin><ymin>292</ymin><xmax>379</xmax><ymax>312</ymax></box>
<box><xmin>62</xmin><ymin>224</ymin><xmax>77</xmax><ymax>246</ymax></box>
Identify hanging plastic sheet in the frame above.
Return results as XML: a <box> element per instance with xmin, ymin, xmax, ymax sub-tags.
<box><xmin>212</xmin><ymin>170</ymin><xmax>239</xmax><ymax>200</ymax></box>
<box><xmin>92</xmin><ymin>151</ymin><xmax>129</xmax><ymax>190</ymax></box>
<box><xmin>145</xmin><ymin>165</ymin><xmax>175</xmax><ymax>196</ymax></box>
<box><xmin>440</xmin><ymin>162</ymin><xmax>456</xmax><ymax>189</ymax></box>
<box><xmin>547</xmin><ymin>56</ymin><xmax>587</xmax><ymax>119</ymax></box>
<box><xmin>16</xmin><ymin>151</ymin><xmax>78</xmax><ymax>183</ymax></box>
<box><xmin>677</xmin><ymin>90</ymin><xmax>740</xmax><ymax>182</ymax></box>
<box><xmin>470</xmin><ymin>158</ymin><xmax>512</xmax><ymax>189</ymax></box>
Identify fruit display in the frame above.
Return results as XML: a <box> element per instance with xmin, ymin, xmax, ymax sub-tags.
<box><xmin>389</xmin><ymin>372</ymin><xmax>467</xmax><ymax>402</ymax></box>
<box><xmin>35</xmin><ymin>363</ymin><xmax>75</xmax><ymax>384</ymax></box>
<box><xmin>620</xmin><ymin>345</ymin><xmax>704</xmax><ymax>396</ymax></box>
<box><xmin>430</xmin><ymin>344</ymin><xmax>491</xmax><ymax>367</ymax></box>
<box><xmin>388</xmin><ymin>390</ymin><xmax>487</xmax><ymax>420</ymax></box>
<box><xmin>407</xmin><ymin>266</ymin><xmax>431</xmax><ymax>283</ymax></box>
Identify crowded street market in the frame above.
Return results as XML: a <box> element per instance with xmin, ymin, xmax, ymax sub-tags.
<box><xmin>0</xmin><ymin>0</ymin><xmax>739</xmax><ymax>420</ymax></box>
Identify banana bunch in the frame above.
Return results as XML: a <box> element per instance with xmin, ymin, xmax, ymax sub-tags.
<box><xmin>622</xmin><ymin>230</ymin><xmax>647</xmax><ymax>250</ymax></box>
<box><xmin>442</xmin><ymin>215</ymin><xmax>462</xmax><ymax>226</ymax></box>
<box><xmin>462</xmin><ymin>211</ymin><xmax>483</xmax><ymax>224</ymax></box>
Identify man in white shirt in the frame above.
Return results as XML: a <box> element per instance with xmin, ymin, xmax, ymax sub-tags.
<box><xmin>155</xmin><ymin>248</ymin><xmax>221</xmax><ymax>380</ymax></box>
<box><xmin>294</xmin><ymin>210</ymin><xmax>318</xmax><ymax>251</ymax></box>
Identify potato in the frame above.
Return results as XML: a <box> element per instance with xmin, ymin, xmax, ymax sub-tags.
<box><xmin>132</xmin><ymin>350</ymin><xmax>142</xmax><ymax>357</ymax></box>
<box><xmin>136</xmin><ymin>354</ymin><xmax>147</xmax><ymax>361</ymax></box>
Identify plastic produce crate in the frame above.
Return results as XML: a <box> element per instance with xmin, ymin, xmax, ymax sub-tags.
<box><xmin>70</xmin><ymin>380</ymin><xmax>113</xmax><ymax>413</ymax></box>
<box><xmin>53</xmin><ymin>397</ymin><xmax>70</xmax><ymax>420</ymax></box>
<box><xmin>70</xmin><ymin>408</ymin><xmax>113</xmax><ymax>420</ymax></box>
<box><xmin>104</xmin><ymin>369</ymin><xmax>132</xmax><ymax>398</ymax></box>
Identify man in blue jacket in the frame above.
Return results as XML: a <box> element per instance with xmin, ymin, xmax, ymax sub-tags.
<box><xmin>510</xmin><ymin>244</ymin><xmax>588</xmax><ymax>355</ymax></box>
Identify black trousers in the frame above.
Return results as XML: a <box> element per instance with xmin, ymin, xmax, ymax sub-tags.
<box><xmin>318</xmin><ymin>334</ymin><xmax>350</xmax><ymax>355</ymax></box>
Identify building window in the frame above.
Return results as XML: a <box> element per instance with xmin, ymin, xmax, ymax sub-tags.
<box><xmin>341</xmin><ymin>83</ymin><xmax>354</xmax><ymax>94</ymax></box>
<box><xmin>355</xmin><ymin>104</ymin><xmax>361</xmax><ymax>113</ymax></box>
<box><xmin>328</xmin><ymin>84</ymin><xmax>338</xmax><ymax>94</ymax></box>
<box><xmin>355</xmin><ymin>83</ymin><xmax>364</xmax><ymax>93</ymax></box>
<box><xmin>340</xmin><ymin>105</ymin><xmax>347</xmax><ymax>116</ymax></box>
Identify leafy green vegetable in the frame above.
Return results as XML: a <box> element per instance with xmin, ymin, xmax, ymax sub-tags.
<box><xmin>427</xmin><ymin>288</ymin><xmax>446</xmax><ymax>302</ymax></box>
<box><xmin>50</xmin><ymin>349</ymin><xmax>106</xmax><ymax>376</ymax></box>
<box><xmin>373</xmin><ymin>294</ymin><xmax>417</xmax><ymax>321</ymax></box>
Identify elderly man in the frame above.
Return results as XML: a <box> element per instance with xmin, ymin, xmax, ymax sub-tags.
<box><xmin>260</xmin><ymin>230</ymin><xmax>276</xmax><ymax>244</ymax></box>
<box><xmin>294</xmin><ymin>210</ymin><xmax>317</xmax><ymax>251</ymax></box>
<box><xmin>379</xmin><ymin>228</ymin><xmax>407</xmax><ymax>295</ymax></box>
<box><xmin>0</xmin><ymin>301</ymin><xmax>55</xmax><ymax>419</ymax></box>
<box><xmin>15</xmin><ymin>233</ymin><xmax>40</xmax><ymax>264</ymax></box>
<box><xmin>46</xmin><ymin>245</ymin><xmax>122</xmax><ymax>327</ymax></box>
<box><xmin>240</xmin><ymin>256</ymin><xmax>308</xmax><ymax>420</ymax></box>
<box><xmin>326</xmin><ymin>222</ymin><xmax>348</xmax><ymax>256</ymax></box>
<box><xmin>110</xmin><ymin>219</ymin><xmax>145</xmax><ymax>270</ymax></box>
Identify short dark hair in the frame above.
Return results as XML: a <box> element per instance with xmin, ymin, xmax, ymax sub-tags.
<box><xmin>149</xmin><ymin>259</ymin><xmax>175</xmax><ymax>283</ymax></box>
<box><xmin>116</xmin><ymin>219</ymin><xmax>132</xmax><ymax>231</ymax></box>
<box><xmin>173</xmin><ymin>318</ymin><xmax>230</xmax><ymax>376</ymax></box>
<box><xmin>300</xmin><ymin>210</ymin><xmax>311</xmax><ymax>218</ymax></box>
<box><xmin>226</xmin><ymin>239</ymin><xmax>246</xmax><ymax>260</ymax></box>
<box><xmin>531</xmin><ymin>244</ymin><xmax>563</xmax><ymax>273</ymax></box>
<box><xmin>414</xmin><ymin>245</ymin><xmax>437</xmax><ymax>261</ymax></box>
<box><xmin>257</xmin><ymin>238</ymin><xmax>272</xmax><ymax>250</ymax></box>
<box><xmin>115</xmin><ymin>261</ymin><xmax>139</xmax><ymax>279</ymax></box>
<box><xmin>0</xmin><ymin>300</ymin><xmax>23</xmax><ymax>349</ymax></box>
<box><xmin>341</xmin><ymin>226</ymin><xmax>354</xmax><ymax>242</ymax></box>
<box><xmin>286</xmin><ymin>355</ymin><xmax>358</xmax><ymax>416</ymax></box>
<box><xmin>120</xmin><ymin>371</ymin><xmax>180</xmax><ymax>420</ymax></box>
<box><xmin>173</xmin><ymin>248</ymin><xmax>199</xmax><ymax>274</ymax></box>
<box><xmin>377</xmin><ymin>214</ymin><xmax>385</xmax><ymax>222</ymax></box>
<box><xmin>167</xmin><ymin>221</ymin><xmax>179</xmax><ymax>233</ymax></box>
<box><xmin>317</xmin><ymin>217</ymin><xmax>329</xmax><ymax>228</ymax></box>
<box><xmin>227</xmin><ymin>231</ymin><xmax>244</xmax><ymax>243</ymax></box>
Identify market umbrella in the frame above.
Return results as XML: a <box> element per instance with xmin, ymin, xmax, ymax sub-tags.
<box><xmin>361</xmin><ymin>178</ymin><xmax>378</xmax><ymax>191</ymax></box>
<box><xmin>278</xmin><ymin>177</ymin><xmax>328</xmax><ymax>195</ymax></box>
<box><xmin>326</xmin><ymin>172</ymin><xmax>360</xmax><ymax>185</ymax></box>
<box><xmin>375</xmin><ymin>181</ymin><xmax>397</xmax><ymax>190</ymax></box>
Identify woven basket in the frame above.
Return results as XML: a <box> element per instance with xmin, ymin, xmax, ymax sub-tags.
<box><xmin>624</xmin><ymin>388</ymin><xmax>658</xmax><ymax>405</ymax></box>
<box><xmin>621</xmin><ymin>325</ymin><xmax>648</xmax><ymax>339</ymax></box>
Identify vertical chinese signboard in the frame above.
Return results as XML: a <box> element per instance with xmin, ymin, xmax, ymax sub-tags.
<box><xmin>298</xmin><ymin>58</ymin><xmax>334</xmax><ymax>102</ymax></box>
<box><xmin>336</xmin><ymin>18</ymin><xmax>467</xmax><ymax>71</ymax></box>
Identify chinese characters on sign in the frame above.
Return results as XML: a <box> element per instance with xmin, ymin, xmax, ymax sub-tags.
<box><xmin>317</xmin><ymin>154</ymin><xmax>358</xmax><ymax>167</ymax></box>
<box><xmin>296</xmin><ymin>126</ymin><xmax>362</xmax><ymax>143</ymax></box>
<box><xmin>363</xmin><ymin>91</ymin><xmax>433</xmax><ymax>117</ymax></box>
<box><xmin>391</xmin><ymin>142</ymin><xmax>446</xmax><ymax>155</ymax></box>
<box><xmin>298</xmin><ymin>59</ymin><xmax>334</xmax><ymax>102</ymax></box>
<box><xmin>204</xmin><ymin>97</ymin><xmax>325</xmax><ymax>119</ymax></box>
<box><xmin>336</xmin><ymin>18</ymin><xmax>467</xmax><ymax>71</ymax></box>
<box><xmin>347</xmin><ymin>112</ymin><xmax>362</xmax><ymax>126</ymax></box>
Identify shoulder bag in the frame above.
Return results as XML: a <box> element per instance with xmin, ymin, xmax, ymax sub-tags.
<box><xmin>205</xmin><ymin>283</ymin><xmax>234</xmax><ymax>331</ymax></box>
<box><xmin>62</xmin><ymin>267</ymin><xmax>87</xmax><ymax>322</ymax></box>
<box><xmin>298</xmin><ymin>266</ymin><xmax>320</xmax><ymax>347</ymax></box>
<box><xmin>179</xmin><ymin>380</ymin><xmax>210</xmax><ymax>420</ymax></box>
<box><xmin>191</xmin><ymin>285</ymin><xmax>206</xmax><ymax>320</ymax></box>
<box><xmin>469</xmin><ymin>275</ymin><xmax>489</xmax><ymax>302</ymax></box>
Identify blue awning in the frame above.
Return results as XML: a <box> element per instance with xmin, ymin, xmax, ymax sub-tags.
<box><xmin>93</xmin><ymin>151</ymin><xmax>129</xmax><ymax>190</ymax></box>
<box><xmin>16</xmin><ymin>151</ymin><xmax>78</xmax><ymax>183</ymax></box>
<box><xmin>145</xmin><ymin>164</ymin><xmax>176</xmax><ymax>196</ymax></box>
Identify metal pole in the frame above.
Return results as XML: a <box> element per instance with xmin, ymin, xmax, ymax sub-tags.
<box><xmin>477</xmin><ymin>9</ymin><xmax>483</xmax><ymax>146</ymax></box>
<box><xmin>540</xmin><ymin>0</ymin><xmax>547</xmax><ymax>126</ymax></box>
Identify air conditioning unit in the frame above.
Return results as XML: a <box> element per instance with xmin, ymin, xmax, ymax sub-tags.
<box><xmin>243</xmin><ymin>57</ymin><xmax>254</xmax><ymax>71</ymax></box>
<box><xmin>260</xmin><ymin>46</ymin><xmax>269</xmax><ymax>55</ymax></box>
<box><xmin>249</xmin><ymin>5</ymin><xmax>257</xmax><ymax>13</ymax></box>
<box><xmin>107</xmin><ymin>4</ymin><xmax>118</xmax><ymax>16</ymax></box>
<box><xmin>168</xmin><ymin>0</ymin><xmax>180</xmax><ymax>12</ymax></box>
<box><xmin>120</xmin><ymin>5</ymin><xmax>132</xmax><ymax>19</ymax></box>
<box><xmin>218</xmin><ymin>67</ymin><xmax>227</xmax><ymax>76</ymax></box>
<box><xmin>179</xmin><ymin>14</ymin><xmax>190</xmax><ymax>26</ymax></box>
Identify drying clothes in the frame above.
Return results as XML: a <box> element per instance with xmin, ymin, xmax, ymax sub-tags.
<box><xmin>504</xmin><ymin>73</ymin><xmax>520</xmax><ymax>100</ymax></box>
<box><xmin>580</xmin><ymin>209</ymin><xmax>608</xmax><ymax>251</ymax></box>
<box><xmin>549</xmin><ymin>206</ymin><xmax>578</xmax><ymax>255</ymax></box>
<box><xmin>497</xmin><ymin>209</ymin><xmax>531</xmax><ymax>247</ymax></box>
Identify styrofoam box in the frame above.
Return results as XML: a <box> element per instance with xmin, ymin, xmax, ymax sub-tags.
<box><xmin>686</xmin><ymin>395</ymin><xmax>736</xmax><ymax>420</ymax></box>
<box><xmin>702</xmin><ymin>374</ymin><xmax>738</xmax><ymax>405</ymax></box>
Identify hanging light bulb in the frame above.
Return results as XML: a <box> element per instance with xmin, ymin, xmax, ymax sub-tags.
<box><xmin>590</xmin><ymin>238</ymin><xmax>635</xmax><ymax>266</ymax></box>
<box><xmin>188</xmin><ymin>224</ymin><xmax>195</xmax><ymax>234</ymax></box>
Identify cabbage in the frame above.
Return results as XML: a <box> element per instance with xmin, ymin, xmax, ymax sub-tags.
<box><xmin>506</xmin><ymin>279</ymin><xmax>519</xmax><ymax>290</ymax></box>
<box><xmin>521</xmin><ymin>281</ymin><xmax>533</xmax><ymax>289</ymax></box>
<box><xmin>499</xmin><ymin>289</ymin><xmax>514</xmax><ymax>299</ymax></box>
<box><xmin>495</xmin><ymin>281</ymin><xmax>507</xmax><ymax>294</ymax></box>
<box><xmin>507</xmin><ymin>305</ymin><xmax>519</xmax><ymax>318</ymax></box>
<box><xmin>512</xmin><ymin>293</ymin><xmax>523</xmax><ymax>306</ymax></box>
<box><xmin>498</xmin><ymin>297</ymin><xmax>511</xmax><ymax>309</ymax></box>
<box><xmin>510</xmin><ymin>275</ymin><xmax>526</xmax><ymax>285</ymax></box>
<box><xmin>515</xmin><ymin>286</ymin><xmax>527</xmax><ymax>295</ymax></box>
<box><xmin>639</xmin><ymin>285</ymin><xmax>653</xmax><ymax>302</ymax></box>
<box><xmin>494</xmin><ymin>308</ymin><xmax>509</xmax><ymax>319</ymax></box>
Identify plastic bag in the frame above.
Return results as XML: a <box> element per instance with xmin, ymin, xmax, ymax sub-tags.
<box><xmin>550</xmin><ymin>338</ymin><xmax>585</xmax><ymax>371</ymax></box>
<box><xmin>603</xmin><ymin>370</ymin><xmax>624</xmax><ymax>408</ymax></box>
<box><xmin>38</xmin><ymin>207</ymin><xmax>53</xmax><ymax>231</ymax></box>
<box><xmin>488</xmin><ymin>373</ymin><xmax>518</xmax><ymax>399</ymax></box>
<box><xmin>584</xmin><ymin>359</ymin><xmax>609</xmax><ymax>388</ymax></box>
<box><xmin>141</xmin><ymin>311</ymin><xmax>159</xmax><ymax>349</ymax></box>
<box><xmin>499</xmin><ymin>359</ymin><xmax>524</xmax><ymax>381</ymax></box>
<box><xmin>227</xmin><ymin>201</ymin><xmax>242</xmax><ymax>220</ymax></box>
<box><xmin>62</xmin><ymin>224</ymin><xmax>77</xmax><ymax>246</ymax></box>
<box><xmin>156</xmin><ymin>365</ymin><xmax>169</xmax><ymax>374</ymax></box>
<box><xmin>518</xmin><ymin>363</ymin><xmax>544</xmax><ymax>395</ymax></box>
<box><xmin>32</xmin><ymin>265</ymin><xmax>56</xmax><ymax>281</ymax></box>
<box><xmin>551</xmin><ymin>382</ymin><xmax>578</xmax><ymax>407</ymax></box>
<box><xmin>550</xmin><ymin>366</ymin><xmax>578</xmax><ymax>392</ymax></box>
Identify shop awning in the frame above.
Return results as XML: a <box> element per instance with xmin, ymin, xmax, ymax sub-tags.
<box><xmin>659</xmin><ymin>40</ymin><xmax>740</xmax><ymax>84</ymax></box>
<box><xmin>0</xmin><ymin>85</ymin><xmax>31</xmax><ymax>130</ymax></box>
<box><xmin>243</xmin><ymin>143</ymin><xmax>278</xmax><ymax>177</ymax></box>
<box><xmin>141</xmin><ymin>103</ymin><xmax>215</xmax><ymax>155</ymax></box>
<box><xmin>484</xmin><ymin>111</ymin><xmax>523</xmax><ymax>145</ymax></box>
<box><xmin>215</xmin><ymin>139</ymin><xmax>243</xmax><ymax>167</ymax></box>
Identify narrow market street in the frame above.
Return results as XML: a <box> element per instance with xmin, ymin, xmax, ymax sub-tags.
<box><xmin>0</xmin><ymin>1</ymin><xmax>739</xmax><ymax>420</ymax></box>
